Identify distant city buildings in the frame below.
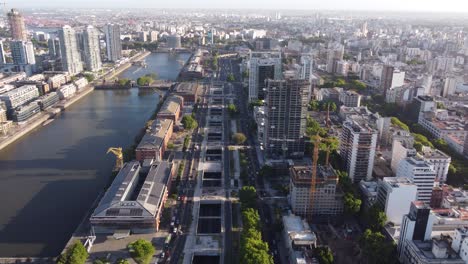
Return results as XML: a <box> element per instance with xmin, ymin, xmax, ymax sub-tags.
<box><xmin>105</xmin><ymin>24</ymin><xmax>122</xmax><ymax>62</ymax></box>
<box><xmin>10</xmin><ymin>40</ymin><xmax>35</xmax><ymax>65</ymax></box>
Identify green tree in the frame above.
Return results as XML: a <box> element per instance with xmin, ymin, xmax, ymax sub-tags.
<box><xmin>84</xmin><ymin>73</ymin><xmax>95</xmax><ymax>83</ymax></box>
<box><xmin>320</xmin><ymin>137</ymin><xmax>339</xmax><ymax>166</ymax></box>
<box><xmin>359</xmin><ymin>229</ymin><xmax>396</xmax><ymax>264</ymax></box>
<box><xmin>181</xmin><ymin>115</ymin><xmax>198</xmax><ymax>130</ymax></box>
<box><xmin>309</xmin><ymin>100</ymin><xmax>319</xmax><ymax>111</ymax></box>
<box><xmin>239</xmin><ymin>186</ymin><xmax>257</xmax><ymax>209</ymax></box>
<box><xmin>227</xmin><ymin>74</ymin><xmax>235</xmax><ymax>82</ymax></box>
<box><xmin>242</xmin><ymin>208</ymin><xmax>261</xmax><ymax>231</ymax></box>
<box><xmin>240</xmin><ymin>237</ymin><xmax>274</xmax><ymax>264</ymax></box>
<box><xmin>316</xmin><ymin>247</ymin><xmax>334</xmax><ymax>264</ymax></box>
<box><xmin>413</xmin><ymin>133</ymin><xmax>434</xmax><ymax>148</ymax></box>
<box><xmin>390</xmin><ymin>117</ymin><xmax>409</xmax><ymax>131</ymax></box>
<box><xmin>116</xmin><ymin>259</ymin><xmax>129</xmax><ymax>264</ymax></box>
<box><xmin>227</xmin><ymin>103</ymin><xmax>238</xmax><ymax>116</ymax></box>
<box><xmin>321</xmin><ymin>101</ymin><xmax>337</xmax><ymax>112</ymax></box>
<box><xmin>306</xmin><ymin>116</ymin><xmax>327</xmax><ymax>137</ymax></box>
<box><xmin>366</xmin><ymin>204</ymin><xmax>387</xmax><ymax>231</ymax></box>
<box><xmin>344</xmin><ymin>193</ymin><xmax>361</xmax><ymax>216</ymax></box>
<box><xmin>349</xmin><ymin>80</ymin><xmax>366</xmax><ymax>91</ymax></box>
<box><xmin>232</xmin><ymin>133</ymin><xmax>247</xmax><ymax>145</ymax></box>
<box><xmin>57</xmin><ymin>241</ymin><xmax>89</xmax><ymax>264</ymax></box>
<box><xmin>128</xmin><ymin>239</ymin><xmax>156</xmax><ymax>264</ymax></box>
<box><xmin>117</xmin><ymin>78</ymin><xmax>131</xmax><ymax>87</ymax></box>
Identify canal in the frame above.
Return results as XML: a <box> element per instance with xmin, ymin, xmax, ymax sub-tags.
<box><xmin>0</xmin><ymin>52</ymin><xmax>191</xmax><ymax>257</ymax></box>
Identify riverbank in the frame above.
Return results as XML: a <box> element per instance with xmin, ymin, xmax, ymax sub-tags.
<box><xmin>0</xmin><ymin>86</ymin><xmax>94</xmax><ymax>151</ymax></box>
<box><xmin>0</xmin><ymin>51</ymin><xmax>151</xmax><ymax>152</ymax></box>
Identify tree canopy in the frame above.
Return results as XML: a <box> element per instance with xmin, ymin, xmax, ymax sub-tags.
<box><xmin>182</xmin><ymin>114</ymin><xmax>198</xmax><ymax>130</ymax></box>
<box><xmin>344</xmin><ymin>192</ymin><xmax>361</xmax><ymax>216</ymax></box>
<box><xmin>232</xmin><ymin>133</ymin><xmax>247</xmax><ymax>145</ymax></box>
<box><xmin>57</xmin><ymin>241</ymin><xmax>89</xmax><ymax>264</ymax></box>
<box><xmin>128</xmin><ymin>239</ymin><xmax>156</xmax><ymax>264</ymax></box>
<box><xmin>239</xmin><ymin>186</ymin><xmax>257</xmax><ymax>209</ymax></box>
<box><xmin>359</xmin><ymin>229</ymin><xmax>397</xmax><ymax>264</ymax></box>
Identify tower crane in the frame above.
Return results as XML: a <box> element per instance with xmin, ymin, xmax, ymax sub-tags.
<box><xmin>308</xmin><ymin>135</ymin><xmax>322</xmax><ymax>220</ymax></box>
<box><xmin>107</xmin><ymin>147</ymin><xmax>123</xmax><ymax>171</ymax></box>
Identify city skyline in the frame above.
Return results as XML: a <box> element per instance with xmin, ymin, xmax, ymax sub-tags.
<box><xmin>9</xmin><ymin>0</ymin><xmax>468</xmax><ymax>13</ymax></box>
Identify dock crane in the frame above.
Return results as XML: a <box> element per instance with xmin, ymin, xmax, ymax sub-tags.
<box><xmin>107</xmin><ymin>147</ymin><xmax>123</xmax><ymax>171</ymax></box>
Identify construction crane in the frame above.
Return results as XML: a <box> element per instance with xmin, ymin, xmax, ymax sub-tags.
<box><xmin>308</xmin><ymin>135</ymin><xmax>322</xmax><ymax>220</ymax></box>
<box><xmin>107</xmin><ymin>147</ymin><xmax>123</xmax><ymax>171</ymax></box>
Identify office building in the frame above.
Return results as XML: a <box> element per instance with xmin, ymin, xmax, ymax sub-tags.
<box><xmin>377</xmin><ymin>177</ymin><xmax>418</xmax><ymax>225</ymax></box>
<box><xmin>8</xmin><ymin>9</ymin><xmax>27</xmax><ymax>41</ymax></box>
<box><xmin>248</xmin><ymin>51</ymin><xmax>282</xmax><ymax>101</ymax></box>
<box><xmin>105</xmin><ymin>24</ymin><xmax>122</xmax><ymax>62</ymax></box>
<box><xmin>57</xmin><ymin>83</ymin><xmax>77</xmax><ymax>99</ymax></box>
<box><xmin>326</xmin><ymin>43</ymin><xmax>344</xmax><ymax>73</ymax></box>
<box><xmin>397</xmin><ymin>157</ymin><xmax>437</xmax><ymax>203</ymax></box>
<box><xmin>0</xmin><ymin>85</ymin><xmax>39</xmax><ymax>110</ymax></box>
<box><xmin>339</xmin><ymin>91</ymin><xmax>362</xmax><ymax>107</ymax></box>
<box><xmin>398</xmin><ymin>201</ymin><xmax>436</xmax><ymax>262</ymax></box>
<box><xmin>289</xmin><ymin>164</ymin><xmax>343</xmax><ymax>218</ymax></box>
<box><xmin>381</xmin><ymin>65</ymin><xmax>405</xmax><ymax>98</ymax></box>
<box><xmin>59</xmin><ymin>26</ymin><xmax>83</xmax><ymax>75</ymax></box>
<box><xmin>340</xmin><ymin>116</ymin><xmax>378</xmax><ymax>183</ymax></box>
<box><xmin>264</xmin><ymin>78</ymin><xmax>309</xmax><ymax>158</ymax></box>
<box><xmin>11</xmin><ymin>40</ymin><xmax>35</xmax><ymax>65</ymax></box>
<box><xmin>83</xmin><ymin>25</ymin><xmax>102</xmax><ymax>72</ymax></box>
<box><xmin>0</xmin><ymin>102</ymin><xmax>13</xmax><ymax>135</ymax></box>
<box><xmin>167</xmin><ymin>34</ymin><xmax>181</xmax><ymax>49</ymax></box>
<box><xmin>420</xmin><ymin>148</ymin><xmax>451</xmax><ymax>184</ymax></box>
<box><xmin>91</xmin><ymin>160</ymin><xmax>175</xmax><ymax>233</ymax></box>
<box><xmin>135</xmin><ymin>119</ymin><xmax>173</xmax><ymax>162</ymax></box>
<box><xmin>11</xmin><ymin>100</ymin><xmax>40</xmax><ymax>122</ymax></box>
<box><xmin>36</xmin><ymin>92</ymin><xmax>59</xmax><ymax>110</ymax></box>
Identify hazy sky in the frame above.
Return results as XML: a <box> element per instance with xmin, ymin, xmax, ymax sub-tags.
<box><xmin>10</xmin><ymin>0</ymin><xmax>468</xmax><ymax>13</ymax></box>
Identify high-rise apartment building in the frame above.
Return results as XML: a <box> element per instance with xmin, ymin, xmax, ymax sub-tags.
<box><xmin>10</xmin><ymin>40</ymin><xmax>35</xmax><ymax>65</ymax></box>
<box><xmin>248</xmin><ymin>51</ymin><xmax>282</xmax><ymax>102</ymax></box>
<box><xmin>381</xmin><ymin>65</ymin><xmax>405</xmax><ymax>98</ymax></box>
<box><xmin>59</xmin><ymin>25</ymin><xmax>83</xmax><ymax>75</ymax></box>
<box><xmin>340</xmin><ymin>116</ymin><xmax>378</xmax><ymax>183</ymax></box>
<box><xmin>48</xmin><ymin>38</ymin><xmax>61</xmax><ymax>58</ymax></box>
<box><xmin>396</xmin><ymin>157</ymin><xmax>436</xmax><ymax>203</ymax></box>
<box><xmin>8</xmin><ymin>9</ymin><xmax>27</xmax><ymax>41</ymax></box>
<box><xmin>377</xmin><ymin>177</ymin><xmax>418</xmax><ymax>225</ymax></box>
<box><xmin>398</xmin><ymin>201</ymin><xmax>435</xmax><ymax>261</ymax></box>
<box><xmin>83</xmin><ymin>26</ymin><xmax>102</xmax><ymax>72</ymax></box>
<box><xmin>264</xmin><ymin>78</ymin><xmax>309</xmax><ymax>158</ymax></box>
<box><xmin>105</xmin><ymin>24</ymin><xmax>122</xmax><ymax>62</ymax></box>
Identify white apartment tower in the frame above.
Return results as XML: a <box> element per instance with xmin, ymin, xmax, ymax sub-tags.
<box><xmin>377</xmin><ymin>177</ymin><xmax>418</xmax><ymax>225</ymax></box>
<box><xmin>248</xmin><ymin>51</ymin><xmax>282</xmax><ymax>102</ymax></box>
<box><xmin>83</xmin><ymin>25</ymin><xmax>102</xmax><ymax>72</ymax></box>
<box><xmin>340</xmin><ymin>117</ymin><xmax>378</xmax><ymax>183</ymax></box>
<box><xmin>396</xmin><ymin>157</ymin><xmax>436</xmax><ymax>203</ymax></box>
<box><xmin>105</xmin><ymin>24</ymin><xmax>122</xmax><ymax>62</ymax></box>
<box><xmin>59</xmin><ymin>25</ymin><xmax>83</xmax><ymax>75</ymax></box>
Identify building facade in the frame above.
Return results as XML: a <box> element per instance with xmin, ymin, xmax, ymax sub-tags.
<box><xmin>340</xmin><ymin>117</ymin><xmax>378</xmax><ymax>183</ymax></box>
<box><xmin>264</xmin><ymin>78</ymin><xmax>309</xmax><ymax>158</ymax></box>
<box><xmin>11</xmin><ymin>40</ymin><xmax>35</xmax><ymax>65</ymax></box>
<box><xmin>135</xmin><ymin>119</ymin><xmax>173</xmax><ymax>162</ymax></box>
<box><xmin>397</xmin><ymin>157</ymin><xmax>437</xmax><ymax>203</ymax></box>
<box><xmin>377</xmin><ymin>177</ymin><xmax>418</xmax><ymax>225</ymax></box>
<box><xmin>248</xmin><ymin>51</ymin><xmax>282</xmax><ymax>102</ymax></box>
<box><xmin>83</xmin><ymin>25</ymin><xmax>102</xmax><ymax>72</ymax></box>
<box><xmin>59</xmin><ymin>25</ymin><xmax>83</xmax><ymax>75</ymax></box>
<box><xmin>105</xmin><ymin>24</ymin><xmax>122</xmax><ymax>62</ymax></box>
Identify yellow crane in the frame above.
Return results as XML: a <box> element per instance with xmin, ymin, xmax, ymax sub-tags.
<box><xmin>308</xmin><ymin>135</ymin><xmax>322</xmax><ymax>220</ymax></box>
<box><xmin>107</xmin><ymin>147</ymin><xmax>123</xmax><ymax>170</ymax></box>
